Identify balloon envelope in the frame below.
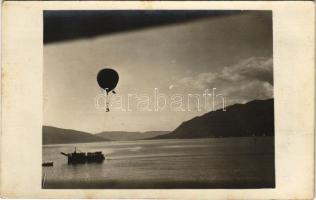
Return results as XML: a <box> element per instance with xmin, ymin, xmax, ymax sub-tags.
<box><xmin>97</xmin><ymin>68</ymin><xmax>119</xmax><ymax>93</ymax></box>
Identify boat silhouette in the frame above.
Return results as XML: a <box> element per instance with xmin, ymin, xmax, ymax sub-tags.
<box><xmin>61</xmin><ymin>147</ymin><xmax>105</xmax><ymax>164</ymax></box>
<box><xmin>42</xmin><ymin>161</ymin><xmax>54</xmax><ymax>167</ymax></box>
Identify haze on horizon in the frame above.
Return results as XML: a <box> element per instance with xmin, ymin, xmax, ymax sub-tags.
<box><xmin>43</xmin><ymin>10</ymin><xmax>273</xmax><ymax>133</ymax></box>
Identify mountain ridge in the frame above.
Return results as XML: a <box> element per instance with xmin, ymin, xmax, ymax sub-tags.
<box><xmin>43</xmin><ymin>126</ymin><xmax>109</xmax><ymax>145</ymax></box>
<box><xmin>152</xmin><ymin>98</ymin><xmax>274</xmax><ymax>139</ymax></box>
<box><xmin>43</xmin><ymin>126</ymin><xmax>169</xmax><ymax>144</ymax></box>
<box><xmin>43</xmin><ymin>99</ymin><xmax>274</xmax><ymax>143</ymax></box>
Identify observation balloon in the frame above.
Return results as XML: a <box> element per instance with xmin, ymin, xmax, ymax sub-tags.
<box><xmin>97</xmin><ymin>68</ymin><xmax>119</xmax><ymax>94</ymax></box>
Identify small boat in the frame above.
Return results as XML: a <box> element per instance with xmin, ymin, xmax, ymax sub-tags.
<box><xmin>42</xmin><ymin>162</ymin><xmax>53</xmax><ymax>167</ymax></box>
<box><xmin>61</xmin><ymin>147</ymin><xmax>105</xmax><ymax>164</ymax></box>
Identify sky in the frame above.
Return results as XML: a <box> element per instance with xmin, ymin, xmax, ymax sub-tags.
<box><xmin>43</xmin><ymin>10</ymin><xmax>273</xmax><ymax>133</ymax></box>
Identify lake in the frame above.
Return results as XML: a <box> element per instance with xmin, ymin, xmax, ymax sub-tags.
<box><xmin>42</xmin><ymin>137</ymin><xmax>275</xmax><ymax>189</ymax></box>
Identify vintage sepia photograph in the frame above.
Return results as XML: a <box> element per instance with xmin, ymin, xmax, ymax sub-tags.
<box><xmin>42</xmin><ymin>10</ymin><xmax>275</xmax><ymax>189</ymax></box>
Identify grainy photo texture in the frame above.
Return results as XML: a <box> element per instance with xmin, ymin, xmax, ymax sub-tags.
<box><xmin>42</xmin><ymin>10</ymin><xmax>275</xmax><ymax>189</ymax></box>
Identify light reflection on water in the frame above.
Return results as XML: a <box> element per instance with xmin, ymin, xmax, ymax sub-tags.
<box><xmin>42</xmin><ymin>137</ymin><xmax>275</xmax><ymax>189</ymax></box>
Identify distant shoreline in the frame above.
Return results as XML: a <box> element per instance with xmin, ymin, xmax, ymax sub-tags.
<box><xmin>43</xmin><ymin>135</ymin><xmax>274</xmax><ymax>146</ymax></box>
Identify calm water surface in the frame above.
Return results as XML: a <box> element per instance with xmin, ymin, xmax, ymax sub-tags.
<box><xmin>42</xmin><ymin>137</ymin><xmax>274</xmax><ymax>189</ymax></box>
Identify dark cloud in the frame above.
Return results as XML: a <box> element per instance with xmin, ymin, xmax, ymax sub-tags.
<box><xmin>44</xmin><ymin>10</ymin><xmax>263</xmax><ymax>44</ymax></box>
